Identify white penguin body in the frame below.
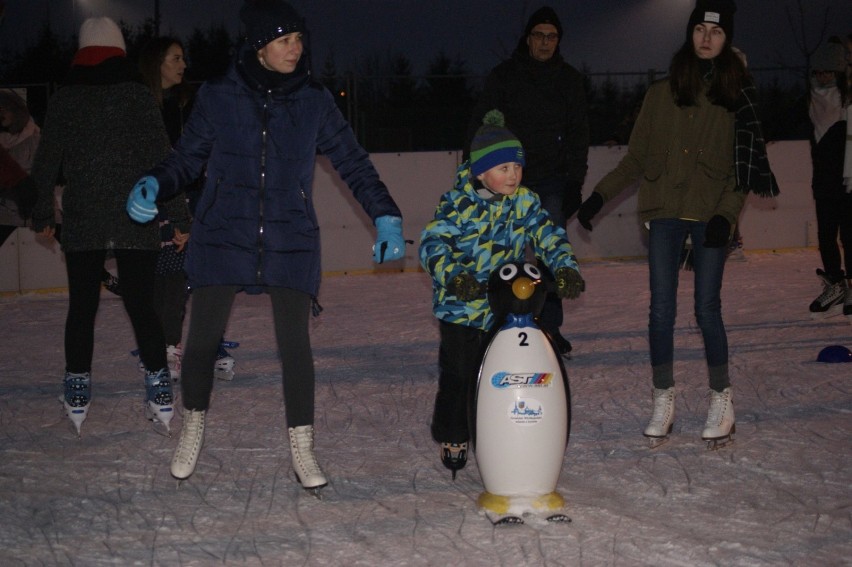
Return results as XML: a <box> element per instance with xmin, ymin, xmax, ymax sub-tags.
<box><xmin>472</xmin><ymin>262</ymin><xmax>571</xmax><ymax>523</ymax></box>
<box><xmin>475</xmin><ymin>314</ymin><xmax>568</xmax><ymax>496</ymax></box>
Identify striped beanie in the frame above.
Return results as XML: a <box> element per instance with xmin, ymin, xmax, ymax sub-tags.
<box><xmin>470</xmin><ymin>110</ymin><xmax>526</xmax><ymax>177</ymax></box>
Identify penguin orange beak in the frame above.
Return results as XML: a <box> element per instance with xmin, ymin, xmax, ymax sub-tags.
<box><xmin>511</xmin><ymin>277</ymin><xmax>536</xmax><ymax>300</ymax></box>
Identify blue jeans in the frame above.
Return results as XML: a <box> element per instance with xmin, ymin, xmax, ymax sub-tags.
<box><xmin>648</xmin><ymin>219</ymin><xmax>729</xmax><ymax>391</ymax></box>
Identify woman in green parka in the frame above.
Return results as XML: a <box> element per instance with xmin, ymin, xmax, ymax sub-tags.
<box><xmin>576</xmin><ymin>0</ymin><xmax>777</xmax><ymax>449</ymax></box>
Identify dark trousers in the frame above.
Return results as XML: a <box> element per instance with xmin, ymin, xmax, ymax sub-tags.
<box><xmin>815</xmin><ymin>196</ymin><xmax>852</xmax><ymax>279</ymax></box>
<box><xmin>153</xmin><ymin>271</ymin><xmax>188</xmax><ymax>346</ymax></box>
<box><xmin>431</xmin><ymin>320</ymin><xmax>489</xmax><ymax>443</ymax></box>
<box><xmin>64</xmin><ymin>249</ymin><xmax>166</xmax><ymax>374</ymax></box>
<box><xmin>181</xmin><ymin>285</ymin><xmax>315</xmax><ymax>427</ymax></box>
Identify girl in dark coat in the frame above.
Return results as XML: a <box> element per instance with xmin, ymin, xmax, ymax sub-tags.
<box><xmin>127</xmin><ymin>0</ymin><xmax>406</xmax><ymax>490</ymax></box>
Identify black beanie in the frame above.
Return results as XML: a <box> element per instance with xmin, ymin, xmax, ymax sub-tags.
<box><xmin>240</xmin><ymin>0</ymin><xmax>305</xmax><ymax>51</ymax></box>
<box><xmin>524</xmin><ymin>6</ymin><xmax>563</xmax><ymax>40</ymax></box>
<box><xmin>687</xmin><ymin>0</ymin><xmax>736</xmax><ymax>44</ymax></box>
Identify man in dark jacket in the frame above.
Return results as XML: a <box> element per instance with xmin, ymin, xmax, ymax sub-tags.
<box><xmin>467</xmin><ymin>6</ymin><xmax>590</xmax><ymax>354</ymax></box>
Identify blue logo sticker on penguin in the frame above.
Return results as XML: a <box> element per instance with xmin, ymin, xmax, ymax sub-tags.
<box><xmin>816</xmin><ymin>345</ymin><xmax>852</xmax><ymax>363</ymax></box>
<box><xmin>473</xmin><ymin>261</ymin><xmax>572</xmax><ymax>525</ymax></box>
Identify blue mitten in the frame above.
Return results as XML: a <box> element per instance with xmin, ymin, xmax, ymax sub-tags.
<box><xmin>373</xmin><ymin>215</ymin><xmax>405</xmax><ymax>263</ymax></box>
<box><xmin>127</xmin><ymin>176</ymin><xmax>160</xmax><ymax>223</ymax></box>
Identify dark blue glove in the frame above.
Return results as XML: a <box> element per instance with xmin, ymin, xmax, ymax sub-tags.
<box><xmin>703</xmin><ymin>215</ymin><xmax>731</xmax><ymax>248</ymax></box>
<box><xmin>373</xmin><ymin>215</ymin><xmax>405</xmax><ymax>263</ymax></box>
<box><xmin>127</xmin><ymin>176</ymin><xmax>160</xmax><ymax>223</ymax></box>
<box><xmin>577</xmin><ymin>192</ymin><xmax>604</xmax><ymax>231</ymax></box>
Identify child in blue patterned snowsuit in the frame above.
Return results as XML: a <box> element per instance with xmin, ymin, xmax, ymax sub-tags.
<box><xmin>419</xmin><ymin>110</ymin><xmax>584</xmax><ymax>475</ymax></box>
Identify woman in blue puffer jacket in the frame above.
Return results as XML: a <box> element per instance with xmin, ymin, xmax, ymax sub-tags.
<box><xmin>127</xmin><ymin>0</ymin><xmax>406</xmax><ymax>491</ymax></box>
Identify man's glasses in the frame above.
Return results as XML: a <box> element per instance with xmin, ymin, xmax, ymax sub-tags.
<box><xmin>530</xmin><ymin>31</ymin><xmax>559</xmax><ymax>43</ymax></box>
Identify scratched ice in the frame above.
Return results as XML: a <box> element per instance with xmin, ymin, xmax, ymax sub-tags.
<box><xmin>0</xmin><ymin>250</ymin><xmax>850</xmax><ymax>566</ymax></box>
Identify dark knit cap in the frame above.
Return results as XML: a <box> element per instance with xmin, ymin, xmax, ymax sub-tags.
<box><xmin>687</xmin><ymin>0</ymin><xmax>736</xmax><ymax>43</ymax></box>
<box><xmin>524</xmin><ymin>6</ymin><xmax>563</xmax><ymax>40</ymax></box>
<box><xmin>241</xmin><ymin>0</ymin><xmax>305</xmax><ymax>51</ymax></box>
<box><xmin>470</xmin><ymin>110</ymin><xmax>526</xmax><ymax>177</ymax></box>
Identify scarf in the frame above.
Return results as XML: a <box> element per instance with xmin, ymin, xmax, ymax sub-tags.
<box><xmin>733</xmin><ymin>82</ymin><xmax>779</xmax><ymax>197</ymax></box>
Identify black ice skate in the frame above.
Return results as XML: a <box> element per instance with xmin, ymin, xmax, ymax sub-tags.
<box><xmin>440</xmin><ymin>441</ymin><xmax>468</xmax><ymax>480</ymax></box>
<box><xmin>809</xmin><ymin>269</ymin><xmax>846</xmax><ymax>319</ymax></box>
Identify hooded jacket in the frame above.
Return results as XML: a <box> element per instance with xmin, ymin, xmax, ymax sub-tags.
<box><xmin>420</xmin><ymin>162</ymin><xmax>579</xmax><ymax>330</ymax></box>
<box><xmin>148</xmin><ymin>43</ymin><xmax>401</xmax><ymax>296</ymax></box>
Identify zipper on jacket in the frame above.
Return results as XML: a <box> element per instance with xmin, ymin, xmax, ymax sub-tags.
<box><xmin>256</xmin><ymin>92</ymin><xmax>271</xmax><ymax>283</ymax></box>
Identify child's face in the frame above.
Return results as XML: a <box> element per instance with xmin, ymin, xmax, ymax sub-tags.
<box><xmin>477</xmin><ymin>162</ymin><xmax>523</xmax><ymax>196</ymax></box>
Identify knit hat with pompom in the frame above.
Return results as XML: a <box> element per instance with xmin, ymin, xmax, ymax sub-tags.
<box><xmin>469</xmin><ymin>110</ymin><xmax>526</xmax><ymax>177</ymax></box>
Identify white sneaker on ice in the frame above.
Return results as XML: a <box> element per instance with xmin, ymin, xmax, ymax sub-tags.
<box><xmin>643</xmin><ymin>387</ymin><xmax>675</xmax><ymax>446</ymax></box>
<box><xmin>702</xmin><ymin>387</ymin><xmax>735</xmax><ymax>447</ymax></box>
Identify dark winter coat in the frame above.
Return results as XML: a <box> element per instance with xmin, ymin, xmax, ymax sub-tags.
<box><xmin>810</xmin><ymin>120</ymin><xmax>848</xmax><ymax>201</ymax></box>
<box><xmin>467</xmin><ymin>48</ymin><xmax>589</xmax><ymax>186</ymax></box>
<box><xmin>148</xmin><ymin>44</ymin><xmax>401</xmax><ymax>296</ymax></box>
<box><xmin>30</xmin><ymin>57</ymin><xmax>182</xmax><ymax>252</ymax></box>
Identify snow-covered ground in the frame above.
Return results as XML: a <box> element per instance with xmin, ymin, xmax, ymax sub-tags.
<box><xmin>0</xmin><ymin>249</ymin><xmax>850</xmax><ymax>566</ymax></box>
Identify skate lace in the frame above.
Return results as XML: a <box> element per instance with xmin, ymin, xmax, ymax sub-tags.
<box><xmin>648</xmin><ymin>389</ymin><xmax>674</xmax><ymax>427</ymax></box>
<box><xmin>64</xmin><ymin>372</ymin><xmax>91</xmax><ymax>407</ymax></box>
<box><xmin>145</xmin><ymin>369</ymin><xmax>174</xmax><ymax>405</ymax></box>
<box><xmin>174</xmin><ymin>411</ymin><xmax>205</xmax><ymax>464</ymax></box>
<box><xmin>706</xmin><ymin>389</ymin><xmax>732</xmax><ymax>426</ymax></box>
<box><xmin>814</xmin><ymin>280</ymin><xmax>845</xmax><ymax>305</ymax></box>
<box><xmin>291</xmin><ymin>427</ymin><xmax>322</xmax><ymax>476</ymax></box>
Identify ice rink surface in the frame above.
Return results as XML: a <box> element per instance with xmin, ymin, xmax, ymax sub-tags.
<box><xmin>1</xmin><ymin>249</ymin><xmax>850</xmax><ymax>566</ymax></box>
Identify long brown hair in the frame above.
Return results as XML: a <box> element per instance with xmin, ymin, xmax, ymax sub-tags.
<box><xmin>138</xmin><ymin>36</ymin><xmax>192</xmax><ymax>108</ymax></box>
<box><xmin>669</xmin><ymin>39</ymin><xmax>749</xmax><ymax>110</ymax></box>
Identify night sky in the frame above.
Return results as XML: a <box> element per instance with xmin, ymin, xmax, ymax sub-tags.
<box><xmin>3</xmin><ymin>1</ymin><xmax>851</xmax><ymax>75</ymax></box>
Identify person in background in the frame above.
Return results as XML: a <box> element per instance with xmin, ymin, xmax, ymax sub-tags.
<box><xmin>576</xmin><ymin>0</ymin><xmax>778</xmax><ymax>448</ymax></box>
<box><xmin>467</xmin><ymin>6</ymin><xmax>589</xmax><ymax>357</ymax></box>
<box><xmin>0</xmin><ymin>89</ymin><xmax>39</xmax><ymax>245</ymax></box>
<box><xmin>806</xmin><ymin>40</ymin><xmax>851</xmax><ymax>318</ymax></box>
<box><xmin>127</xmin><ymin>0</ymin><xmax>406</xmax><ymax>491</ymax></box>
<box><xmin>138</xmin><ymin>37</ymin><xmax>237</xmax><ymax>381</ymax></box>
<box><xmin>30</xmin><ymin>17</ymin><xmax>186</xmax><ymax>436</ymax></box>
<box><xmin>420</xmin><ymin>110</ymin><xmax>583</xmax><ymax>477</ymax></box>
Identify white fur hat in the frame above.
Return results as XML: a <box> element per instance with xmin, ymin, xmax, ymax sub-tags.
<box><xmin>78</xmin><ymin>17</ymin><xmax>126</xmax><ymax>51</ymax></box>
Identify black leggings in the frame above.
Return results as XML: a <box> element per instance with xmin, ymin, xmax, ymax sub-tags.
<box><xmin>64</xmin><ymin>249</ymin><xmax>166</xmax><ymax>374</ymax></box>
<box><xmin>181</xmin><ymin>286</ymin><xmax>315</xmax><ymax>427</ymax></box>
<box><xmin>815</xmin><ymin>196</ymin><xmax>852</xmax><ymax>279</ymax></box>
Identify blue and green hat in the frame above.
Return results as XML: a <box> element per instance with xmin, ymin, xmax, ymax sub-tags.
<box><xmin>470</xmin><ymin>110</ymin><xmax>526</xmax><ymax>177</ymax></box>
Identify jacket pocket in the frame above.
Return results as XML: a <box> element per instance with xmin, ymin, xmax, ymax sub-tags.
<box><xmin>643</xmin><ymin>153</ymin><xmax>666</xmax><ymax>182</ymax></box>
<box><xmin>696</xmin><ymin>151</ymin><xmax>733</xmax><ymax>181</ymax></box>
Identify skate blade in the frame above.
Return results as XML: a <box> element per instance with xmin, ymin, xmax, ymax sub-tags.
<box><xmin>60</xmin><ymin>396</ymin><xmax>88</xmax><ymax>437</ymax></box>
<box><xmin>644</xmin><ymin>435</ymin><xmax>670</xmax><ymax>449</ymax></box>
<box><xmin>810</xmin><ymin>304</ymin><xmax>843</xmax><ymax>319</ymax></box>
<box><xmin>546</xmin><ymin>513</ymin><xmax>572</xmax><ymax>523</ymax></box>
<box><xmin>145</xmin><ymin>402</ymin><xmax>174</xmax><ymax>437</ymax></box>
<box><xmin>705</xmin><ymin>435</ymin><xmax>734</xmax><ymax>450</ymax></box>
<box><xmin>487</xmin><ymin>513</ymin><xmax>524</xmax><ymax>526</ymax></box>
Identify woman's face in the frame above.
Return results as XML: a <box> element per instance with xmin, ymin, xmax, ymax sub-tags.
<box><xmin>160</xmin><ymin>43</ymin><xmax>186</xmax><ymax>89</ymax></box>
<box><xmin>692</xmin><ymin>23</ymin><xmax>726</xmax><ymax>60</ymax></box>
<box><xmin>257</xmin><ymin>32</ymin><xmax>303</xmax><ymax>74</ymax></box>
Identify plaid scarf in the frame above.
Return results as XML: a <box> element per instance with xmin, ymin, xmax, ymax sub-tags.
<box><xmin>733</xmin><ymin>83</ymin><xmax>779</xmax><ymax>197</ymax></box>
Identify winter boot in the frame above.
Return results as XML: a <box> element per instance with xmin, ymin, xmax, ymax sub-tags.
<box><xmin>101</xmin><ymin>270</ymin><xmax>121</xmax><ymax>296</ymax></box>
<box><xmin>144</xmin><ymin>367</ymin><xmax>175</xmax><ymax>432</ymax></box>
<box><xmin>214</xmin><ymin>343</ymin><xmax>235</xmax><ymax>381</ymax></box>
<box><xmin>288</xmin><ymin>425</ymin><xmax>328</xmax><ymax>490</ymax></box>
<box><xmin>702</xmin><ymin>387</ymin><xmax>735</xmax><ymax>449</ymax></box>
<box><xmin>643</xmin><ymin>387</ymin><xmax>675</xmax><ymax>447</ymax></box>
<box><xmin>809</xmin><ymin>269</ymin><xmax>846</xmax><ymax>318</ymax></box>
<box><xmin>62</xmin><ymin>371</ymin><xmax>91</xmax><ymax>436</ymax></box>
<box><xmin>440</xmin><ymin>441</ymin><xmax>468</xmax><ymax>479</ymax></box>
<box><xmin>166</xmin><ymin>344</ymin><xmax>182</xmax><ymax>382</ymax></box>
<box><xmin>170</xmin><ymin>409</ymin><xmax>206</xmax><ymax>480</ymax></box>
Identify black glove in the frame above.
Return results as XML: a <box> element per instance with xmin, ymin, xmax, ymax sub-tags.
<box><xmin>577</xmin><ymin>192</ymin><xmax>604</xmax><ymax>231</ymax></box>
<box><xmin>555</xmin><ymin>267</ymin><xmax>585</xmax><ymax>300</ymax></box>
<box><xmin>703</xmin><ymin>215</ymin><xmax>731</xmax><ymax>248</ymax></box>
<box><xmin>447</xmin><ymin>272</ymin><xmax>482</xmax><ymax>301</ymax></box>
